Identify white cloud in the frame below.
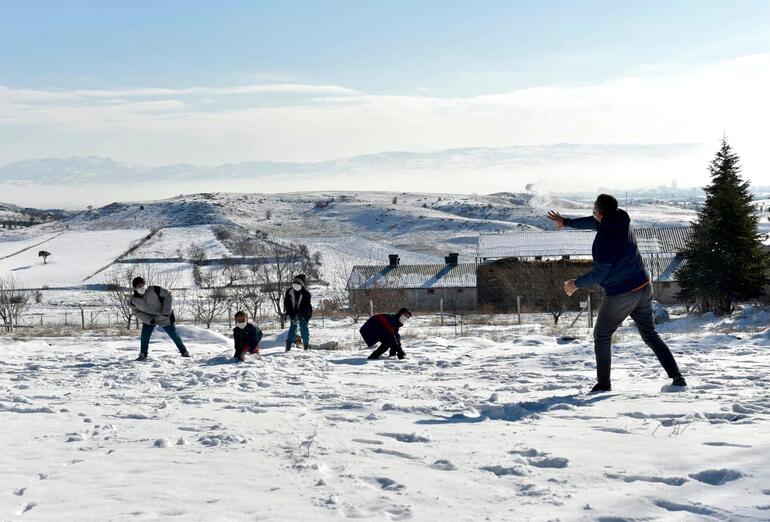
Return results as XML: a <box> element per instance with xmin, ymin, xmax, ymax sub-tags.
<box><xmin>0</xmin><ymin>55</ymin><xmax>767</xmax><ymax>190</ymax></box>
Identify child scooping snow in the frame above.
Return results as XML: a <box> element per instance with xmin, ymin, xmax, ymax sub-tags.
<box><xmin>233</xmin><ymin>311</ymin><xmax>263</xmax><ymax>362</ymax></box>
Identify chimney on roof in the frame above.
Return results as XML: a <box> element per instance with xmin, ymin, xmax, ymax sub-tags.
<box><xmin>388</xmin><ymin>254</ymin><xmax>400</xmax><ymax>267</ymax></box>
<box><xmin>444</xmin><ymin>252</ymin><xmax>459</xmax><ymax>265</ymax></box>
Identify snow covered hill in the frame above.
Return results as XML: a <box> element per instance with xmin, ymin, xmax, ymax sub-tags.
<box><xmin>0</xmin><ymin>202</ymin><xmax>70</xmax><ymax>224</ymax></box>
<box><xmin>0</xmin><ymin>190</ymin><xmax>697</xmax><ymax>289</ymax></box>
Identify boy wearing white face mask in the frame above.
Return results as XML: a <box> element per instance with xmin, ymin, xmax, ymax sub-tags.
<box><xmin>129</xmin><ymin>276</ymin><xmax>189</xmax><ymax>361</ymax></box>
<box><xmin>233</xmin><ymin>310</ymin><xmax>263</xmax><ymax>362</ymax></box>
<box><xmin>283</xmin><ymin>274</ymin><xmax>312</xmax><ymax>351</ymax></box>
<box><xmin>361</xmin><ymin>308</ymin><xmax>412</xmax><ymax>360</ymax></box>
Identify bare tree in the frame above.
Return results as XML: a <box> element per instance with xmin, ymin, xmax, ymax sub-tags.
<box><xmin>254</xmin><ymin>242</ymin><xmax>312</xmax><ymax>328</ymax></box>
<box><xmin>190</xmin><ymin>271</ymin><xmax>231</xmax><ymax>328</ymax></box>
<box><xmin>191</xmin><ymin>287</ymin><xmax>231</xmax><ymax>328</ymax></box>
<box><xmin>232</xmin><ymin>235</ymin><xmax>257</xmax><ymax>258</ymax></box>
<box><xmin>325</xmin><ymin>258</ymin><xmax>369</xmax><ymax>322</ymax></box>
<box><xmin>38</xmin><ymin>250</ymin><xmax>51</xmax><ymax>264</ymax></box>
<box><xmin>232</xmin><ymin>268</ymin><xmax>267</xmax><ymax>322</ymax></box>
<box><xmin>187</xmin><ymin>243</ymin><xmax>207</xmax><ymax>265</ymax></box>
<box><xmin>221</xmin><ymin>258</ymin><xmax>244</xmax><ymax>287</ymax></box>
<box><xmin>0</xmin><ymin>275</ymin><xmax>33</xmax><ymax>332</ymax></box>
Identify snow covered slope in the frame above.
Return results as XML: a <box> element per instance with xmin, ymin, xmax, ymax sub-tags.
<box><xmin>0</xmin><ymin>191</ymin><xmax>698</xmax><ymax>289</ymax></box>
<box><xmin>0</xmin><ymin>229</ymin><xmax>149</xmax><ymax>288</ymax></box>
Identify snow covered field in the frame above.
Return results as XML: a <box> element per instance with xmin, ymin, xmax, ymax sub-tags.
<box><xmin>0</xmin><ymin>191</ymin><xmax>700</xmax><ymax>290</ymax></box>
<box><xmin>0</xmin><ymin>229</ymin><xmax>149</xmax><ymax>288</ymax></box>
<box><xmin>2</xmin><ymin>314</ymin><xmax>770</xmax><ymax>521</ymax></box>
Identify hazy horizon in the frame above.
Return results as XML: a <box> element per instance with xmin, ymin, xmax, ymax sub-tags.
<box><xmin>1</xmin><ymin>1</ymin><xmax>768</xmax><ymax>207</ymax></box>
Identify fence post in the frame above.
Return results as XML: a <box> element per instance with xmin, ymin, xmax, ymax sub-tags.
<box><xmin>587</xmin><ymin>294</ymin><xmax>593</xmax><ymax>329</ymax></box>
<box><xmin>440</xmin><ymin>298</ymin><xmax>444</xmax><ymax>326</ymax></box>
<box><xmin>321</xmin><ymin>300</ymin><xmax>325</xmax><ymax>328</ymax></box>
<box><xmin>369</xmin><ymin>299</ymin><xmax>373</xmax><ymax>317</ymax></box>
<box><xmin>80</xmin><ymin>305</ymin><xmax>85</xmax><ymax>330</ymax></box>
<box><xmin>516</xmin><ymin>296</ymin><xmax>522</xmax><ymax>325</ymax></box>
<box><xmin>64</xmin><ymin>312</ymin><xmax>69</xmax><ymax>326</ymax></box>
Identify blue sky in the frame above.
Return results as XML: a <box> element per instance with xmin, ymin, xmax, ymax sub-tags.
<box><xmin>2</xmin><ymin>1</ymin><xmax>767</xmax><ymax>94</ymax></box>
<box><xmin>0</xmin><ymin>0</ymin><xmax>768</xmax><ymax>193</ymax></box>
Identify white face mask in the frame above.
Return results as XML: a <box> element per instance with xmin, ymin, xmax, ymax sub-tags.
<box><xmin>135</xmin><ymin>286</ymin><xmax>147</xmax><ymax>295</ymax></box>
<box><xmin>399</xmin><ymin>315</ymin><xmax>409</xmax><ymax>326</ymax></box>
<box><xmin>292</xmin><ymin>283</ymin><xmax>302</xmax><ymax>292</ymax></box>
<box><xmin>235</xmin><ymin>321</ymin><xmax>247</xmax><ymax>329</ymax></box>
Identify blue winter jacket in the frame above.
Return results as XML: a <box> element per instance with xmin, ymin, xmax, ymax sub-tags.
<box><xmin>564</xmin><ymin>209</ymin><xmax>650</xmax><ymax>296</ymax></box>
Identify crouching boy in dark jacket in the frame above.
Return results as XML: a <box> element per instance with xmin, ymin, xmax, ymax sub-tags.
<box><xmin>233</xmin><ymin>311</ymin><xmax>263</xmax><ymax>362</ymax></box>
<box><xmin>360</xmin><ymin>308</ymin><xmax>412</xmax><ymax>360</ymax></box>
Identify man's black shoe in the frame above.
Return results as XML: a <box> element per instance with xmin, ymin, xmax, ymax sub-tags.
<box><xmin>589</xmin><ymin>383</ymin><xmax>612</xmax><ymax>393</ymax></box>
<box><xmin>671</xmin><ymin>376</ymin><xmax>687</xmax><ymax>387</ymax></box>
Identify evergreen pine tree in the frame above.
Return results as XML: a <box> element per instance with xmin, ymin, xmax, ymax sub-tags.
<box><xmin>678</xmin><ymin>139</ymin><xmax>770</xmax><ymax>315</ymax></box>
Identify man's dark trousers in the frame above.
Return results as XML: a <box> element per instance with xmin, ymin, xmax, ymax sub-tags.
<box><xmin>594</xmin><ymin>284</ymin><xmax>681</xmax><ymax>386</ymax></box>
<box><xmin>368</xmin><ymin>341</ymin><xmax>403</xmax><ymax>359</ymax></box>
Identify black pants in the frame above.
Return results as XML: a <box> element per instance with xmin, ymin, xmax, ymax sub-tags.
<box><xmin>234</xmin><ymin>332</ymin><xmax>264</xmax><ymax>359</ymax></box>
<box><xmin>368</xmin><ymin>340</ymin><xmax>404</xmax><ymax>359</ymax></box>
<box><xmin>594</xmin><ymin>284</ymin><xmax>681</xmax><ymax>386</ymax></box>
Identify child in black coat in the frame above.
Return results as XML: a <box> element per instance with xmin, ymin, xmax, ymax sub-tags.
<box><xmin>233</xmin><ymin>311</ymin><xmax>263</xmax><ymax>362</ymax></box>
<box><xmin>361</xmin><ymin>308</ymin><xmax>412</xmax><ymax>360</ymax></box>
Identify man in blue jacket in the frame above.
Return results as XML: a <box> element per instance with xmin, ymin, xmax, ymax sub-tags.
<box><xmin>548</xmin><ymin>194</ymin><xmax>687</xmax><ymax>393</ymax></box>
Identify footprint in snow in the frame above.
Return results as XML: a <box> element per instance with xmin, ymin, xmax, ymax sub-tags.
<box><xmin>605</xmin><ymin>472</ymin><xmax>688</xmax><ymax>486</ymax></box>
<box><xmin>370</xmin><ymin>477</ymin><xmax>406</xmax><ymax>491</ymax></box>
<box><xmin>509</xmin><ymin>448</ymin><xmax>569</xmax><ymax>468</ymax></box>
<box><xmin>703</xmin><ymin>441</ymin><xmax>752</xmax><ymax>448</ymax></box>
<box><xmin>527</xmin><ymin>457</ymin><xmax>569</xmax><ymax>469</ymax></box>
<box><xmin>377</xmin><ymin>432</ymin><xmax>430</xmax><ymax>443</ymax></box>
<box><xmin>430</xmin><ymin>459</ymin><xmax>457</xmax><ymax>471</ymax></box>
<box><xmin>480</xmin><ymin>465</ymin><xmax>528</xmax><ymax>477</ymax></box>
<box><xmin>688</xmin><ymin>468</ymin><xmax>745</xmax><ymax>486</ymax></box>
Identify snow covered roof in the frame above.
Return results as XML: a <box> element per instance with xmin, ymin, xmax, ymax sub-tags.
<box><xmin>347</xmin><ymin>263</ymin><xmax>477</xmax><ymax>290</ymax></box>
<box><xmin>477</xmin><ymin>230</ymin><xmax>595</xmax><ymax>259</ymax></box>
<box><xmin>476</xmin><ymin>227</ymin><xmax>692</xmax><ymax>283</ymax></box>
<box><xmin>477</xmin><ymin>227</ymin><xmax>692</xmax><ymax>259</ymax></box>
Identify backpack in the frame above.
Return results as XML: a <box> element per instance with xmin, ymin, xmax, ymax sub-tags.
<box><xmin>151</xmin><ymin>285</ymin><xmax>175</xmax><ymax>324</ymax></box>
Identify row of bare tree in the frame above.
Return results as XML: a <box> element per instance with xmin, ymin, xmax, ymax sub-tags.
<box><xmin>103</xmin><ymin>241</ymin><xmax>321</xmax><ymax>330</ymax></box>
<box><xmin>0</xmin><ymin>275</ymin><xmax>32</xmax><ymax>332</ymax></box>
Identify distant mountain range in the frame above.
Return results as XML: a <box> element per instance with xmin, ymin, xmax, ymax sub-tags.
<box><xmin>0</xmin><ymin>143</ymin><xmax>703</xmax><ymax>184</ymax></box>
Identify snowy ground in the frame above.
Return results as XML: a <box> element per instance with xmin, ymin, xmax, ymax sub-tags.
<box><xmin>2</xmin><ymin>314</ymin><xmax>770</xmax><ymax>521</ymax></box>
<box><xmin>0</xmin><ymin>229</ymin><xmax>149</xmax><ymax>288</ymax></box>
